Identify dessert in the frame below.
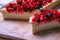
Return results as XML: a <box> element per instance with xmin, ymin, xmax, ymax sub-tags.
<box><xmin>29</xmin><ymin>9</ymin><xmax>60</xmax><ymax>34</ymax></box>
<box><xmin>0</xmin><ymin>0</ymin><xmax>60</xmax><ymax>20</ymax></box>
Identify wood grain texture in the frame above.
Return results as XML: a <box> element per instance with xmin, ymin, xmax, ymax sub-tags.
<box><xmin>0</xmin><ymin>12</ymin><xmax>31</xmax><ymax>40</ymax></box>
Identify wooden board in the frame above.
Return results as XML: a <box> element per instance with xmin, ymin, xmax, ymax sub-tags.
<box><xmin>1</xmin><ymin>12</ymin><xmax>60</xmax><ymax>40</ymax></box>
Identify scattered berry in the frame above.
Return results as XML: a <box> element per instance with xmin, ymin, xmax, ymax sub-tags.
<box><xmin>45</xmin><ymin>13</ymin><xmax>53</xmax><ymax>19</ymax></box>
<box><xmin>18</xmin><ymin>1</ymin><xmax>22</xmax><ymax>6</ymax></box>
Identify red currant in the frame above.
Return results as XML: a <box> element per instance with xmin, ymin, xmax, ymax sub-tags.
<box><xmin>47</xmin><ymin>0</ymin><xmax>52</xmax><ymax>3</ymax></box>
<box><xmin>42</xmin><ymin>1</ymin><xmax>47</xmax><ymax>5</ymax></box>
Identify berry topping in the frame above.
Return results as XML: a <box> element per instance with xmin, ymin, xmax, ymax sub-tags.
<box><xmin>32</xmin><ymin>9</ymin><xmax>60</xmax><ymax>23</ymax></box>
<box><xmin>34</xmin><ymin>5</ymin><xmax>40</xmax><ymax>9</ymax></box>
<box><xmin>36</xmin><ymin>18</ymin><xmax>41</xmax><ymax>23</ymax></box>
<box><xmin>42</xmin><ymin>1</ymin><xmax>47</xmax><ymax>5</ymax></box>
<box><xmin>57</xmin><ymin>12</ymin><xmax>60</xmax><ymax>23</ymax></box>
<box><xmin>58</xmin><ymin>15</ymin><xmax>60</xmax><ymax>18</ymax></box>
<box><xmin>34</xmin><ymin>0</ymin><xmax>38</xmax><ymax>2</ymax></box>
<box><xmin>45</xmin><ymin>13</ymin><xmax>53</xmax><ymax>19</ymax></box>
<box><xmin>18</xmin><ymin>1</ymin><xmax>22</xmax><ymax>6</ymax></box>
<box><xmin>30</xmin><ymin>2</ymin><xmax>33</xmax><ymax>5</ymax></box>
<box><xmin>14</xmin><ymin>6</ymin><xmax>17</xmax><ymax>11</ymax></box>
<box><xmin>7</xmin><ymin>7</ymin><xmax>14</xmax><ymax>12</ymax></box>
<box><xmin>34</xmin><ymin>3</ymin><xmax>42</xmax><ymax>9</ymax></box>
<box><xmin>47</xmin><ymin>0</ymin><xmax>52</xmax><ymax>3</ymax></box>
<box><xmin>5</xmin><ymin>0</ymin><xmax>52</xmax><ymax>13</ymax></box>
<box><xmin>5</xmin><ymin>3</ymin><xmax>17</xmax><ymax>13</ymax></box>
<box><xmin>24</xmin><ymin>6</ymin><xmax>30</xmax><ymax>12</ymax></box>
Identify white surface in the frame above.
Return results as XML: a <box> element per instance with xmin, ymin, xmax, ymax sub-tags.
<box><xmin>0</xmin><ymin>0</ymin><xmax>13</xmax><ymax>8</ymax></box>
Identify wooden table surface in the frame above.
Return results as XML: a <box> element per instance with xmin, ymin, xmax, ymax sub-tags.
<box><xmin>0</xmin><ymin>5</ymin><xmax>60</xmax><ymax>40</ymax></box>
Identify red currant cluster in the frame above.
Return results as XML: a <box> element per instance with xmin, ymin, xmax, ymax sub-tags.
<box><xmin>5</xmin><ymin>0</ymin><xmax>52</xmax><ymax>13</ymax></box>
<box><xmin>32</xmin><ymin>9</ymin><xmax>60</xmax><ymax>23</ymax></box>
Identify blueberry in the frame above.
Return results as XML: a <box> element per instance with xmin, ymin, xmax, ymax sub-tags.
<box><xmin>34</xmin><ymin>4</ymin><xmax>42</xmax><ymax>9</ymax></box>
<box><xmin>34</xmin><ymin>2</ymin><xmax>42</xmax><ymax>9</ymax></box>
<box><xmin>9</xmin><ymin>6</ymin><xmax>17</xmax><ymax>11</ymax></box>
<box><xmin>18</xmin><ymin>1</ymin><xmax>22</xmax><ymax>6</ymax></box>
<box><xmin>58</xmin><ymin>15</ymin><xmax>60</xmax><ymax>18</ymax></box>
<box><xmin>45</xmin><ymin>13</ymin><xmax>53</xmax><ymax>18</ymax></box>
<box><xmin>38</xmin><ymin>3</ymin><xmax>42</xmax><ymax>7</ymax></box>
<box><xmin>38</xmin><ymin>0</ymin><xmax>42</xmax><ymax>7</ymax></box>
<box><xmin>24</xmin><ymin>6</ymin><xmax>30</xmax><ymax>12</ymax></box>
<box><xmin>9</xmin><ymin>6</ymin><xmax>13</xmax><ymax>8</ymax></box>
<box><xmin>36</xmin><ymin>18</ymin><xmax>41</xmax><ymax>23</ymax></box>
<box><xmin>13</xmin><ymin>6</ymin><xmax>17</xmax><ymax>11</ymax></box>
<box><xmin>34</xmin><ymin>5</ymin><xmax>40</xmax><ymax>9</ymax></box>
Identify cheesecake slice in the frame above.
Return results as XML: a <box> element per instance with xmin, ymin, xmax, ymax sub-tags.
<box><xmin>29</xmin><ymin>9</ymin><xmax>60</xmax><ymax>34</ymax></box>
<box><xmin>0</xmin><ymin>0</ymin><xmax>60</xmax><ymax>20</ymax></box>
